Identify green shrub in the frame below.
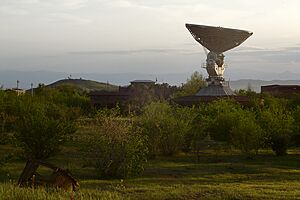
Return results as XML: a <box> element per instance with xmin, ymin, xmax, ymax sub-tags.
<box><xmin>173</xmin><ymin>71</ymin><xmax>207</xmax><ymax>98</ymax></box>
<box><xmin>258</xmin><ymin>97</ymin><xmax>294</xmax><ymax>154</ymax></box>
<box><xmin>271</xmin><ymin>134</ymin><xmax>290</xmax><ymax>156</ymax></box>
<box><xmin>187</xmin><ymin>112</ymin><xmax>211</xmax><ymax>155</ymax></box>
<box><xmin>86</xmin><ymin>108</ymin><xmax>148</xmax><ymax>179</ymax></box>
<box><xmin>292</xmin><ymin>106</ymin><xmax>300</xmax><ymax>137</ymax></box>
<box><xmin>14</xmin><ymin>96</ymin><xmax>76</xmax><ymax>160</ymax></box>
<box><xmin>34</xmin><ymin>84</ymin><xmax>92</xmax><ymax>117</ymax></box>
<box><xmin>230</xmin><ymin>112</ymin><xmax>263</xmax><ymax>157</ymax></box>
<box><xmin>0</xmin><ymin>91</ymin><xmax>19</xmax><ymax>144</ymax></box>
<box><xmin>204</xmin><ymin>99</ymin><xmax>243</xmax><ymax>142</ymax></box>
<box><xmin>291</xmin><ymin>133</ymin><xmax>300</xmax><ymax>147</ymax></box>
<box><xmin>139</xmin><ymin>102</ymin><xmax>196</xmax><ymax>157</ymax></box>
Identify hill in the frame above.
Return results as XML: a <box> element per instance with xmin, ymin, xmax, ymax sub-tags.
<box><xmin>46</xmin><ymin>78</ymin><xmax>119</xmax><ymax>92</ymax></box>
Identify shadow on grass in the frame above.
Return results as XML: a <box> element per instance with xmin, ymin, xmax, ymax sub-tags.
<box><xmin>73</xmin><ymin>150</ymin><xmax>300</xmax><ymax>191</ymax></box>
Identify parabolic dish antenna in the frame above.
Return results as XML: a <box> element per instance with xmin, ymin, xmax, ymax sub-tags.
<box><xmin>185</xmin><ymin>23</ymin><xmax>253</xmax><ymax>96</ymax></box>
<box><xmin>186</xmin><ymin>24</ymin><xmax>253</xmax><ymax>54</ymax></box>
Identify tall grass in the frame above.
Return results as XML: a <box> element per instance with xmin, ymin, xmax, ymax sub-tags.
<box><xmin>0</xmin><ymin>183</ymin><xmax>123</xmax><ymax>200</ymax></box>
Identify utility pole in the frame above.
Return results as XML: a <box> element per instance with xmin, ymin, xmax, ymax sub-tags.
<box><xmin>31</xmin><ymin>83</ymin><xmax>34</xmax><ymax>96</ymax></box>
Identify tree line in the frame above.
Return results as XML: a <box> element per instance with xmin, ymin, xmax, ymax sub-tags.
<box><xmin>0</xmin><ymin>76</ymin><xmax>300</xmax><ymax>179</ymax></box>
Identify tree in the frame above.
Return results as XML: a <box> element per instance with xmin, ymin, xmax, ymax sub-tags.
<box><xmin>173</xmin><ymin>71</ymin><xmax>207</xmax><ymax>97</ymax></box>
<box><xmin>139</xmin><ymin>102</ymin><xmax>196</xmax><ymax>157</ymax></box>
<box><xmin>85</xmin><ymin>108</ymin><xmax>148</xmax><ymax>178</ymax></box>
<box><xmin>14</xmin><ymin>96</ymin><xmax>76</xmax><ymax>160</ymax></box>
<box><xmin>230</xmin><ymin>111</ymin><xmax>263</xmax><ymax>157</ymax></box>
<box><xmin>127</xmin><ymin>83</ymin><xmax>157</xmax><ymax>114</ymax></box>
<box><xmin>291</xmin><ymin>106</ymin><xmax>300</xmax><ymax>146</ymax></box>
<box><xmin>33</xmin><ymin>84</ymin><xmax>92</xmax><ymax>117</ymax></box>
<box><xmin>188</xmin><ymin>112</ymin><xmax>212</xmax><ymax>160</ymax></box>
<box><xmin>0</xmin><ymin>91</ymin><xmax>19</xmax><ymax>144</ymax></box>
<box><xmin>204</xmin><ymin>99</ymin><xmax>243</xmax><ymax>142</ymax></box>
<box><xmin>258</xmin><ymin>96</ymin><xmax>294</xmax><ymax>156</ymax></box>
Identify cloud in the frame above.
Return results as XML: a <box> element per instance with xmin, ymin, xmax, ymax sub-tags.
<box><xmin>285</xmin><ymin>46</ymin><xmax>300</xmax><ymax>52</ymax></box>
<box><xmin>41</xmin><ymin>0</ymin><xmax>88</xmax><ymax>10</ymax></box>
<box><xmin>47</xmin><ymin>13</ymin><xmax>91</xmax><ymax>24</ymax></box>
<box><xmin>20</xmin><ymin>0</ymin><xmax>40</xmax><ymax>3</ymax></box>
<box><xmin>69</xmin><ymin>48</ymin><xmax>196</xmax><ymax>55</ymax></box>
<box><xmin>1</xmin><ymin>0</ymin><xmax>39</xmax><ymax>4</ymax></box>
<box><xmin>1</xmin><ymin>0</ymin><xmax>88</xmax><ymax>10</ymax></box>
<box><xmin>110</xmin><ymin>0</ymin><xmax>207</xmax><ymax>9</ymax></box>
<box><xmin>0</xmin><ymin>6</ymin><xmax>29</xmax><ymax>16</ymax></box>
<box><xmin>60</xmin><ymin>0</ymin><xmax>88</xmax><ymax>9</ymax></box>
<box><xmin>232</xmin><ymin>46</ymin><xmax>267</xmax><ymax>52</ymax></box>
<box><xmin>183</xmin><ymin>43</ymin><xmax>198</xmax><ymax>46</ymax></box>
<box><xmin>227</xmin><ymin>45</ymin><xmax>300</xmax><ymax>65</ymax></box>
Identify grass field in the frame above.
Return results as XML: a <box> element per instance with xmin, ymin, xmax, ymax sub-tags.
<box><xmin>0</xmin><ymin>143</ymin><xmax>299</xmax><ymax>200</ymax></box>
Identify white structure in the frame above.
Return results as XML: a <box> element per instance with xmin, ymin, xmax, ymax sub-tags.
<box><xmin>186</xmin><ymin>24</ymin><xmax>253</xmax><ymax>96</ymax></box>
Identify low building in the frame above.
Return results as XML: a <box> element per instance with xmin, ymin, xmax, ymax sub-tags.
<box><xmin>90</xmin><ymin>90</ymin><xmax>130</xmax><ymax>108</ymax></box>
<box><xmin>130</xmin><ymin>80</ymin><xmax>155</xmax><ymax>86</ymax></box>
<box><xmin>261</xmin><ymin>85</ymin><xmax>300</xmax><ymax>98</ymax></box>
<box><xmin>90</xmin><ymin>80</ymin><xmax>176</xmax><ymax>109</ymax></box>
<box><xmin>173</xmin><ymin>95</ymin><xmax>251</xmax><ymax>106</ymax></box>
<box><xmin>6</xmin><ymin>88</ymin><xmax>26</xmax><ymax>96</ymax></box>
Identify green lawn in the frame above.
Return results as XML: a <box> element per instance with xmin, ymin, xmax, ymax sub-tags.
<box><xmin>0</xmin><ymin>144</ymin><xmax>299</xmax><ymax>200</ymax></box>
<box><xmin>0</xmin><ymin>134</ymin><xmax>300</xmax><ymax>200</ymax></box>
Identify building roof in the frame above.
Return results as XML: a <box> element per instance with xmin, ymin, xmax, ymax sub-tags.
<box><xmin>196</xmin><ymin>85</ymin><xmax>235</xmax><ymax>96</ymax></box>
<box><xmin>89</xmin><ymin>91</ymin><xmax>129</xmax><ymax>96</ymax></box>
<box><xmin>130</xmin><ymin>80</ymin><xmax>155</xmax><ymax>84</ymax></box>
<box><xmin>261</xmin><ymin>85</ymin><xmax>300</xmax><ymax>89</ymax></box>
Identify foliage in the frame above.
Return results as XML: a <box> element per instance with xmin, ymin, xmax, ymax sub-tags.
<box><xmin>1</xmin><ymin>148</ymin><xmax>300</xmax><ymax>200</ymax></box>
<box><xmin>188</xmin><ymin>100</ymin><xmax>264</xmax><ymax>158</ymax></box>
<box><xmin>204</xmin><ymin>99</ymin><xmax>243</xmax><ymax>142</ymax></box>
<box><xmin>139</xmin><ymin>102</ymin><xmax>196</xmax><ymax>157</ymax></box>
<box><xmin>292</xmin><ymin>106</ymin><xmax>300</xmax><ymax>134</ymax></box>
<box><xmin>0</xmin><ymin>91</ymin><xmax>19</xmax><ymax>144</ymax></box>
<box><xmin>271</xmin><ymin>134</ymin><xmax>290</xmax><ymax>156</ymax></box>
<box><xmin>258</xmin><ymin>96</ymin><xmax>294</xmax><ymax>150</ymax></box>
<box><xmin>173</xmin><ymin>71</ymin><xmax>207</xmax><ymax>97</ymax></box>
<box><xmin>86</xmin><ymin>108</ymin><xmax>148</xmax><ymax>178</ymax></box>
<box><xmin>127</xmin><ymin>84</ymin><xmax>157</xmax><ymax>114</ymax></box>
<box><xmin>291</xmin><ymin>133</ymin><xmax>300</xmax><ymax>147</ymax></box>
<box><xmin>185</xmin><ymin>108</ymin><xmax>211</xmax><ymax>154</ymax></box>
<box><xmin>14</xmin><ymin>96</ymin><xmax>76</xmax><ymax>160</ymax></box>
<box><xmin>234</xmin><ymin>82</ymin><xmax>257</xmax><ymax>97</ymax></box>
<box><xmin>34</xmin><ymin>84</ymin><xmax>92</xmax><ymax>116</ymax></box>
<box><xmin>230</xmin><ymin>111</ymin><xmax>263</xmax><ymax>157</ymax></box>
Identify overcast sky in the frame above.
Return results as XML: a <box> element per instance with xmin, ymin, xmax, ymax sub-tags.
<box><xmin>1</xmin><ymin>0</ymin><xmax>300</xmax><ymax>77</ymax></box>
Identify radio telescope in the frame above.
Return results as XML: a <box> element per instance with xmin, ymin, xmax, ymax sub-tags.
<box><xmin>186</xmin><ymin>24</ymin><xmax>253</xmax><ymax>96</ymax></box>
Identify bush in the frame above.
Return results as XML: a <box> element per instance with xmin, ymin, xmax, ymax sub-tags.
<box><xmin>291</xmin><ymin>133</ymin><xmax>300</xmax><ymax>147</ymax></box>
<box><xmin>139</xmin><ymin>102</ymin><xmax>196</xmax><ymax>157</ymax></box>
<box><xmin>230</xmin><ymin>112</ymin><xmax>263</xmax><ymax>157</ymax></box>
<box><xmin>0</xmin><ymin>91</ymin><xmax>19</xmax><ymax>144</ymax></box>
<box><xmin>14</xmin><ymin>96</ymin><xmax>76</xmax><ymax>160</ymax></box>
<box><xmin>204</xmin><ymin>100</ymin><xmax>243</xmax><ymax>142</ymax></box>
<box><xmin>271</xmin><ymin>134</ymin><xmax>290</xmax><ymax>156</ymax></box>
<box><xmin>173</xmin><ymin>71</ymin><xmax>207</xmax><ymax>98</ymax></box>
<box><xmin>187</xmin><ymin>111</ymin><xmax>211</xmax><ymax>155</ymax></box>
<box><xmin>86</xmin><ymin>108</ymin><xmax>148</xmax><ymax>179</ymax></box>
<box><xmin>258</xmin><ymin>97</ymin><xmax>294</xmax><ymax>153</ymax></box>
<box><xmin>292</xmin><ymin>106</ymin><xmax>300</xmax><ymax>137</ymax></box>
<box><xmin>34</xmin><ymin>85</ymin><xmax>92</xmax><ymax>117</ymax></box>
